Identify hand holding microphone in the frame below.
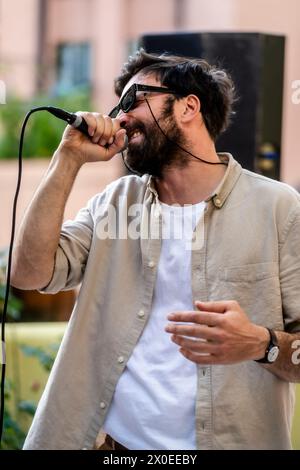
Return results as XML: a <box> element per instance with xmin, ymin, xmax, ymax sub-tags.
<box><xmin>46</xmin><ymin>106</ymin><xmax>128</xmax><ymax>166</ymax></box>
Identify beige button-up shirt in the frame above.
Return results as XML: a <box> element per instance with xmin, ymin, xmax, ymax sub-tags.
<box><xmin>23</xmin><ymin>154</ymin><xmax>300</xmax><ymax>450</ymax></box>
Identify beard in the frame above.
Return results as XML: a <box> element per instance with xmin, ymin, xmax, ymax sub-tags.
<box><xmin>124</xmin><ymin>100</ymin><xmax>189</xmax><ymax>178</ymax></box>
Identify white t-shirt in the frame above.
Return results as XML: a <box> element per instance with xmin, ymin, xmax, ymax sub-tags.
<box><xmin>103</xmin><ymin>200</ymin><xmax>206</xmax><ymax>450</ymax></box>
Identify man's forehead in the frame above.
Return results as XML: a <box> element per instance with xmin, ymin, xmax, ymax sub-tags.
<box><xmin>121</xmin><ymin>72</ymin><xmax>161</xmax><ymax>98</ymax></box>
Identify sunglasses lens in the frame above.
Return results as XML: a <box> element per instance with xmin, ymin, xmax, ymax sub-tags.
<box><xmin>121</xmin><ymin>88</ymin><xmax>135</xmax><ymax>112</ymax></box>
<box><xmin>109</xmin><ymin>86</ymin><xmax>137</xmax><ymax>117</ymax></box>
<box><xmin>109</xmin><ymin>106</ymin><xmax>119</xmax><ymax>118</ymax></box>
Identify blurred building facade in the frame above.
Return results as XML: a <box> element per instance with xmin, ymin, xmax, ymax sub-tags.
<box><xmin>0</xmin><ymin>0</ymin><xmax>300</xmax><ymax>184</ymax></box>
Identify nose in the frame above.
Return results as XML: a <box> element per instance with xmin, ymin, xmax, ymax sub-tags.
<box><xmin>117</xmin><ymin>110</ymin><xmax>130</xmax><ymax>129</ymax></box>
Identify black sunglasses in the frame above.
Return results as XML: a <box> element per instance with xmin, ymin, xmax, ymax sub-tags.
<box><xmin>109</xmin><ymin>84</ymin><xmax>180</xmax><ymax>118</ymax></box>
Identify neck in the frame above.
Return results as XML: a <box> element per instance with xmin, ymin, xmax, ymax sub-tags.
<box><xmin>155</xmin><ymin>150</ymin><xmax>227</xmax><ymax>205</ymax></box>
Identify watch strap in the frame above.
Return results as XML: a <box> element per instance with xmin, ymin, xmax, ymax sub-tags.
<box><xmin>255</xmin><ymin>328</ymin><xmax>278</xmax><ymax>363</ymax></box>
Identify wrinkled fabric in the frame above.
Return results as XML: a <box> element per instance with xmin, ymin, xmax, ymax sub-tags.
<box><xmin>23</xmin><ymin>154</ymin><xmax>300</xmax><ymax>450</ymax></box>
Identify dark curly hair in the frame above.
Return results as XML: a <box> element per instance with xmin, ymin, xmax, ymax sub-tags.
<box><xmin>114</xmin><ymin>49</ymin><xmax>236</xmax><ymax>141</ymax></box>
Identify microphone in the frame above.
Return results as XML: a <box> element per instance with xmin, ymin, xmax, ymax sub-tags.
<box><xmin>45</xmin><ymin>106</ymin><xmax>90</xmax><ymax>137</ymax></box>
<box><xmin>44</xmin><ymin>106</ymin><xmax>128</xmax><ymax>151</ymax></box>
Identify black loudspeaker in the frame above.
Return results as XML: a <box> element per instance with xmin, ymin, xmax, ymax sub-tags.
<box><xmin>139</xmin><ymin>32</ymin><xmax>285</xmax><ymax>179</ymax></box>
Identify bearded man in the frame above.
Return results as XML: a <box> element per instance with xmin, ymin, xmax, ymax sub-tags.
<box><xmin>12</xmin><ymin>50</ymin><xmax>300</xmax><ymax>450</ymax></box>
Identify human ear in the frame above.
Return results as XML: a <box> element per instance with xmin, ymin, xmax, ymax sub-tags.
<box><xmin>181</xmin><ymin>94</ymin><xmax>201</xmax><ymax>122</ymax></box>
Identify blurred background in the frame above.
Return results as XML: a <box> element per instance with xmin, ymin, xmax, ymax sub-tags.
<box><xmin>1</xmin><ymin>0</ymin><xmax>300</xmax><ymax>248</ymax></box>
<box><xmin>0</xmin><ymin>0</ymin><xmax>299</xmax><ymax>449</ymax></box>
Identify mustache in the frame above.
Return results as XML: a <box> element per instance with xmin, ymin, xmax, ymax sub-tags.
<box><xmin>124</xmin><ymin>121</ymin><xmax>147</xmax><ymax>138</ymax></box>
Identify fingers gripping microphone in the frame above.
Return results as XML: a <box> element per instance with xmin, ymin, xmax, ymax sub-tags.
<box><xmin>45</xmin><ymin>106</ymin><xmax>90</xmax><ymax>137</ymax></box>
<box><xmin>44</xmin><ymin>106</ymin><xmax>128</xmax><ymax>151</ymax></box>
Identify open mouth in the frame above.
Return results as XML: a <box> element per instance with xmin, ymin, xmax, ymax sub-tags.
<box><xmin>127</xmin><ymin>127</ymin><xmax>144</xmax><ymax>143</ymax></box>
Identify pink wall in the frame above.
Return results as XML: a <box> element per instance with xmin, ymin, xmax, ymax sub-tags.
<box><xmin>91</xmin><ymin>0</ymin><xmax>129</xmax><ymax>113</ymax></box>
<box><xmin>0</xmin><ymin>0</ymin><xmax>39</xmax><ymax>98</ymax></box>
<box><xmin>47</xmin><ymin>0</ymin><xmax>92</xmax><ymax>42</ymax></box>
<box><xmin>0</xmin><ymin>158</ymin><xmax>122</xmax><ymax>249</ymax></box>
<box><xmin>185</xmin><ymin>0</ymin><xmax>238</xmax><ymax>29</ymax></box>
<box><xmin>127</xmin><ymin>0</ymin><xmax>175</xmax><ymax>39</ymax></box>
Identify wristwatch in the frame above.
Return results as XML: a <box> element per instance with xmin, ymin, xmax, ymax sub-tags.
<box><xmin>255</xmin><ymin>328</ymin><xmax>280</xmax><ymax>363</ymax></box>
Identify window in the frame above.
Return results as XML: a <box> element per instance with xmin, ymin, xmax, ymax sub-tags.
<box><xmin>55</xmin><ymin>43</ymin><xmax>91</xmax><ymax>94</ymax></box>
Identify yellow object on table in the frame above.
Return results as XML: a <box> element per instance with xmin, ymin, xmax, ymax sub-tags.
<box><xmin>5</xmin><ymin>322</ymin><xmax>67</xmax><ymax>433</ymax></box>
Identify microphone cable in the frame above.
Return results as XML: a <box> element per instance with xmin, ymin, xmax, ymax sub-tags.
<box><xmin>0</xmin><ymin>105</ymin><xmax>91</xmax><ymax>447</ymax></box>
<box><xmin>0</xmin><ymin>107</ymin><xmax>49</xmax><ymax>446</ymax></box>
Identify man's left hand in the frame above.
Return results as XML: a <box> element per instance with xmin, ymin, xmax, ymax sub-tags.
<box><xmin>165</xmin><ymin>300</ymin><xmax>270</xmax><ymax>365</ymax></box>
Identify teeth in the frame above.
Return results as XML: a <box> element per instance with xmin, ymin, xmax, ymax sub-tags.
<box><xmin>131</xmin><ymin>131</ymin><xmax>141</xmax><ymax>139</ymax></box>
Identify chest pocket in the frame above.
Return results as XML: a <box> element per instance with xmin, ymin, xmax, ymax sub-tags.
<box><xmin>219</xmin><ymin>262</ymin><xmax>278</xmax><ymax>283</ymax></box>
<box><xmin>215</xmin><ymin>262</ymin><xmax>283</xmax><ymax>328</ymax></box>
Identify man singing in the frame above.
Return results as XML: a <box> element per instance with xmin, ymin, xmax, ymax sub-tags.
<box><xmin>12</xmin><ymin>50</ymin><xmax>300</xmax><ymax>450</ymax></box>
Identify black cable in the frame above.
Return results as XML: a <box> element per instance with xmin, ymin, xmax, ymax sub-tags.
<box><xmin>145</xmin><ymin>98</ymin><xmax>227</xmax><ymax>166</ymax></box>
<box><xmin>0</xmin><ymin>106</ymin><xmax>48</xmax><ymax>447</ymax></box>
<box><xmin>121</xmin><ymin>151</ymin><xmax>140</xmax><ymax>175</ymax></box>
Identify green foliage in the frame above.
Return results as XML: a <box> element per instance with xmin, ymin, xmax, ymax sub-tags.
<box><xmin>21</xmin><ymin>342</ymin><xmax>59</xmax><ymax>372</ymax></box>
<box><xmin>0</xmin><ymin>250</ymin><xmax>60</xmax><ymax>448</ymax></box>
<box><xmin>0</xmin><ymin>285</ymin><xmax>23</xmax><ymax>321</ymax></box>
<box><xmin>2</xmin><ymin>381</ymin><xmax>35</xmax><ymax>450</ymax></box>
<box><xmin>2</xmin><ymin>341</ymin><xmax>60</xmax><ymax>449</ymax></box>
<box><xmin>0</xmin><ymin>250</ymin><xmax>23</xmax><ymax>321</ymax></box>
<box><xmin>0</xmin><ymin>90</ymin><xmax>91</xmax><ymax>159</ymax></box>
<box><xmin>18</xmin><ymin>400</ymin><xmax>37</xmax><ymax>417</ymax></box>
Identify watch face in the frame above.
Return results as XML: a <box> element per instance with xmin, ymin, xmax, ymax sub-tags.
<box><xmin>267</xmin><ymin>346</ymin><xmax>279</xmax><ymax>363</ymax></box>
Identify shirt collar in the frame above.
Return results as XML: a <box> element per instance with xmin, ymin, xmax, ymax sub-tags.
<box><xmin>205</xmin><ymin>153</ymin><xmax>242</xmax><ymax>208</ymax></box>
<box><xmin>146</xmin><ymin>153</ymin><xmax>242</xmax><ymax>209</ymax></box>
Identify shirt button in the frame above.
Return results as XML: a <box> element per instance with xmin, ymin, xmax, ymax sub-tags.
<box><xmin>214</xmin><ymin>197</ymin><xmax>221</xmax><ymax>207</ymax></box>
<box><xmin>118</xmin><ymin>356</ymin><xmax>124</xmax><ymax>364</ymax></box>
<box><xmin>148</xmin><ymin>260</ymin><xmax>155</xmax><ymax>268</ymax></box>
<box><xmin>100</xmin><ymin>402</ymin><xmax>106</xmax><ymax>409</ymax></box>
<box><xmin>138</xmin><ymin>309</ymin><xmax>145</xmax><ymax>318</ymax></box>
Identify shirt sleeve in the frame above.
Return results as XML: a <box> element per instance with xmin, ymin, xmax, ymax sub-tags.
<box><xmin>280</xmin><ymin>206</ymin><xmax>300</xmax><ymax>333</ymax></box>
<box><xmin>39</xmin><ymin>202</ymin><xmax>94</xmax><ymax>294</ymax></box>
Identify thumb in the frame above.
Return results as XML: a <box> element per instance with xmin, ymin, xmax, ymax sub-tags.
<box><xmin>107</xmin><ymin>129</ymin><xmax>127</xmax><ymax>156</ymax></box>
<box><xmin>195</xmin><ymin>300</ymin><xmax>227</xmax><ymax>313</ymax></box>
